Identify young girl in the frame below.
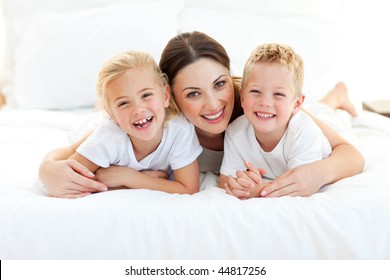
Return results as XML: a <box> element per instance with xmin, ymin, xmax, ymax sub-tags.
<box><xmin>68</xmin><ymin>50</ymin><xmax>202</xmax><ymax>195</ymax></box>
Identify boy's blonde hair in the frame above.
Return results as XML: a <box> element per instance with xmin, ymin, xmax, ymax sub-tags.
<box><xmin>96</xmin><ymin>50</ymin><xmax>179</xmax><ymax>123</ymax></box>
<box><xmin>242</xmin><ymin>43</ymin><xmax>304</xmax><ymax>98</ymax></box>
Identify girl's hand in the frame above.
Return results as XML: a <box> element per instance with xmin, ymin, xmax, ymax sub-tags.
<box><xmin>39</xmin><ymin>159</ymin><xmax>108</xmax><ymax>198</ymax></box>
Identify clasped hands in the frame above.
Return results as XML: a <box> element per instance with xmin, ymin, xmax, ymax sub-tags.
<box><xmin>224</xmin><ymin>160</ymin><xmax>270</xmax><ymax>199</ymax></box>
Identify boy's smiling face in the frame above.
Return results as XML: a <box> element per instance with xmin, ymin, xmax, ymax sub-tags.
<box><xmin>241</xmin><ymin>62</ymin><xmax>303</xmax><ymax>144</ymax></box>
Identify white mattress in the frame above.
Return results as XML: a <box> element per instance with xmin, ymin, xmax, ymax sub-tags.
<box><xmin>1</xmin><ymin>109</ymin><xmax>390</xmax><ymax>259</ymax></box>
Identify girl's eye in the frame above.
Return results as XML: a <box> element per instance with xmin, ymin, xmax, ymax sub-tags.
<box><xmin>186</xmin><ymin>91</ymin><xmax>200</xmax><ymax>98</ymax></box>
<box><xmin>215</xmin><ymin>81</ymin><xmax>225</xmax><ymax>88</ymax></box>
<box><xmin>118</xmin><ymin>101</ymin><xmax>128</xmax><ymax>108</ymax></box>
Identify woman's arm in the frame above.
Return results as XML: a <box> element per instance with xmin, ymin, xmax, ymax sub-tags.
<box><xmin>260</xmin><ymin>114</ymin><xmax>365</xmax><ymax>197</ymax></box>
<box><xmin>95</xmin><ymin>161</ymin><xmax>199</xmax><ymax>194</ymax></box>
<box><xmin>38</xmin><ymin>133</ymin><xmax>108</xmax><ymax>198</ymax></box>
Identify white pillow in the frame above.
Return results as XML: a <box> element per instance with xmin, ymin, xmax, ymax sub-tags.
<box><xmin>179</xmin><ymin>7</ymin><xmax>346</xmax><ymax>103</ymax></box>
<box><xmin>13</xmin><ymin>0</ymin><xmax>183</xmax><ymax>109</ymax></box>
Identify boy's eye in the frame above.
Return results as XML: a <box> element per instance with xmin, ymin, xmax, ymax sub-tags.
<box><xmin>250</xmin><ymin>89</ymin><xmax>260</xmax><ymax>94</ymax></box>
<box><xmin>274</xmin><ymin>92</ymin><xmax>286</xmax><ymax>97</ymax></box>
<box><xmin>142</xmin><ymin>92</ymin><xmax>153</xmax><ymax>99</ymax></box>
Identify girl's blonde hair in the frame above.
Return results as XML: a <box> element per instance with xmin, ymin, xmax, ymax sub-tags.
<box><xmin>242</xmin><ymin>43</ymin><xmax>304</xmax><ymax>98</ymax></box>
<box><xmin>96</xmin><ymin>50</ymin><xmax>180</xmax><ymax>124</ymax></box>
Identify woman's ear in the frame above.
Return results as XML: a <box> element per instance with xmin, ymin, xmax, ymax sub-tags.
<box><xmin>292</xmin><ymin>94</ymin><xmax>305</xmax><ymax>115</ymax></box>
<box><xmin>163</xmin><ymin>84</ymin><xmax>171</xmax><ymax>108</ymax></box>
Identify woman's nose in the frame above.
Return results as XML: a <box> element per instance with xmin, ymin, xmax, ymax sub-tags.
<box><xmin>205</xmin><ymin>91</ymin><xmax>219</xmax><ymax>110</ymax></box>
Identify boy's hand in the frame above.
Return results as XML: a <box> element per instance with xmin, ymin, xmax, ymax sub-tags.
<box><xmin>225</xmin><ymin>160</ymin><xmax>268</xmax><ymax>199</ymax></box>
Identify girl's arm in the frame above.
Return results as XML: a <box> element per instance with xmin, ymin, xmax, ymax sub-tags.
<box><xmin>260</xmin><ymin>114</ymin><xmax>364</xmax><ymax>197</ymax></box>
<box><xmin>95</xmin><ymin>161</ymin><xmax>200</xmax><ymax>195</ymax></box>
<box><xmin>38</xmin><ymin>133</ymin><xmax>108</xmax><ymax>198</ymax></box>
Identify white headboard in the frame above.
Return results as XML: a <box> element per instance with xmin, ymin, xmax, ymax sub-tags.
<box><xmin>1</xmin><ymin>0</ymin><xmax>389</xmax><ymax>109</ymax></box>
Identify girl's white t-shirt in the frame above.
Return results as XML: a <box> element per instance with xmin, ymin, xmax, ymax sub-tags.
<box><xmin>76</xmin><ymin>114</ymin><xmax>202</xmax><ymax>172</ymax></box>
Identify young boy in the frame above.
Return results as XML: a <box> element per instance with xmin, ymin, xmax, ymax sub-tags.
<box><xmin>219</xmin><ymin>43</ymin><xmax>332</xmax><ymax>197</ymax></box>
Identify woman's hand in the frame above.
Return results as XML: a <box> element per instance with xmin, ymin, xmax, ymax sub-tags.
<box><xmin>260</xmin><ymin>164</ymin><xmax>322</xmax><ymax>197</ymax></box>
<box><xmin>39</xmin><ymin>159</ymin><xmax>108</xmax><ymax>198</ymax></box>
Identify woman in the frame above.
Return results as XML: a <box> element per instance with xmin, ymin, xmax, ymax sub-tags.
<box><xmin>39</xmin><ymin>31</ymin><xmax>364</xmax><ymax>199</ymax></box>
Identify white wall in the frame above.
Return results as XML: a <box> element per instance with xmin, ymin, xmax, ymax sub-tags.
<box><xmin>0</xmin><ymin>0</ymin><xmax>389</xmax><ymax>106</ymax></box>
<box><xmin>0</xmin><ymin>0</ymin><xmax>4</xmax><ymax>91</ymax></box>
<box><xmin>342</xmin><ymin>0</ymin><xmax>390</xmax><ymax>101</ymax></box>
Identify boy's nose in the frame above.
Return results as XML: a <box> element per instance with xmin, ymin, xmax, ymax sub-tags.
<box><xmin>258</xmin><ymin>95</ymin><xmax>272</xmax><ymax>107</ymax></box>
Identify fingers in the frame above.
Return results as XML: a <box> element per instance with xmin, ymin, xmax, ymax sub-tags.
<box><xmin>261</xmin><ymin>182</ymin><xmax>297</xmax><ymax>197</ymax></box>
<box><xmin>72</xmin><ymin>172</ymin><xmax>108</xmax><ymax>192</ymax></box>
<box><xmin>260</xmin><ymin>169</ymin><xmax>294</xmax><ymax>197</ymax></box>
<box><xmin>224</xmin><ymin>183</ymin><xmax>249</xmax><ymax>199</ymax></box>
<box><xmin>243</xmin><ymin>160</ymin><xmax>264</xmax><ymax>184</ymax></box>
<box><xmin>231</xmin><ymin>174</ymin><xmax>253</xmax><ymax>191</ymax></box>
<box><xmin>62</xmin><ymin>191</ymin><xmax>92</xmax><ymax>199</ymax></box>
<box><xmin>68</xmin><ymin>159</ymin><xmax>95</xmax><ymax>178</ymax></box>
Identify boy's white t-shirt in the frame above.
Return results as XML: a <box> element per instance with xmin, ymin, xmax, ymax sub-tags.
<box><xmin>220</xmin><ymin>110</ymin><xmax>332</xmax><ymax>179</ymax></box>
<box><xmin>76</xmin><ymin>114</ymin><xmax>202</xmax><ymax>172</ymax></box>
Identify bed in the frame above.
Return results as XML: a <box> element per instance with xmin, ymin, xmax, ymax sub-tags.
<box><xmin>1</xmin><ymin>0</ymin><xmax>390</xmax><ymax>260</ymax></box>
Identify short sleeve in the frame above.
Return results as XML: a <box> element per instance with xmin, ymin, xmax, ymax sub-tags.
<box><xmin>286</xmin><ymin>113</ymin><xmax>332</xmax><ymax>169</ymax></box>
<box><xmin>76</xmin><ymin>121</ymin><xmax>124</xmax><ymax>168</ymax></box>
<box><xmin>168</xmin><ymin>115</ymin><xmax>203</xmax><ymax>170</ymax></box>
<box><xmin>219</xmin><ymin>126</ymin><xmax>246</xmax><ymax>177</ymax></box>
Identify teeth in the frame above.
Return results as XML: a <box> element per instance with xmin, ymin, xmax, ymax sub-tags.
<box><xmin>203</xmin><ymin>109</ymin><xmax>223</xmax><ymax>120</ymax></box>
<box><xmin>134</xmin><ymin>117</ymin><xmax>152</xmax><ymax>125</ymax></box>
<box><xmin>256</xmin><ymin>112</ymin><xmax>274</xmax><ymax>118</ymax></box>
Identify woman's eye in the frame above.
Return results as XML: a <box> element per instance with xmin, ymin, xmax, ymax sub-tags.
<box><xmin>215</xmin><ymin>81</ymin><xmax>225</xmax><ymax>88</ymax></box>
<box><xmin>187</xmin><ymin>91</ymin><xmax>200</xmax><ymax>98</ymax></box>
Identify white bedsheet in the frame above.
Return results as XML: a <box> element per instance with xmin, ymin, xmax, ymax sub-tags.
<box><xmin>1</xmin><ymin>109</ymin><xmax>390</xmax><ymax>259</ymax></box>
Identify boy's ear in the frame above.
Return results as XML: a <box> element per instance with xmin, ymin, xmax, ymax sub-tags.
<box><xmin>240</xmin><ymin>88</ymin><xmax>244</xmax><ymax>108</ymax></box>
<box><xmin>292</xmin><ymin>94</ymin><xmax>305</xmax><ymax>115</ymax></box>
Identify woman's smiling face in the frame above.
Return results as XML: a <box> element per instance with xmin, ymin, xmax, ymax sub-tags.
<box><xmin>171</xmin><ymin>58</ymin><xmax>235</xmax><ymax>137</ymax></box>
